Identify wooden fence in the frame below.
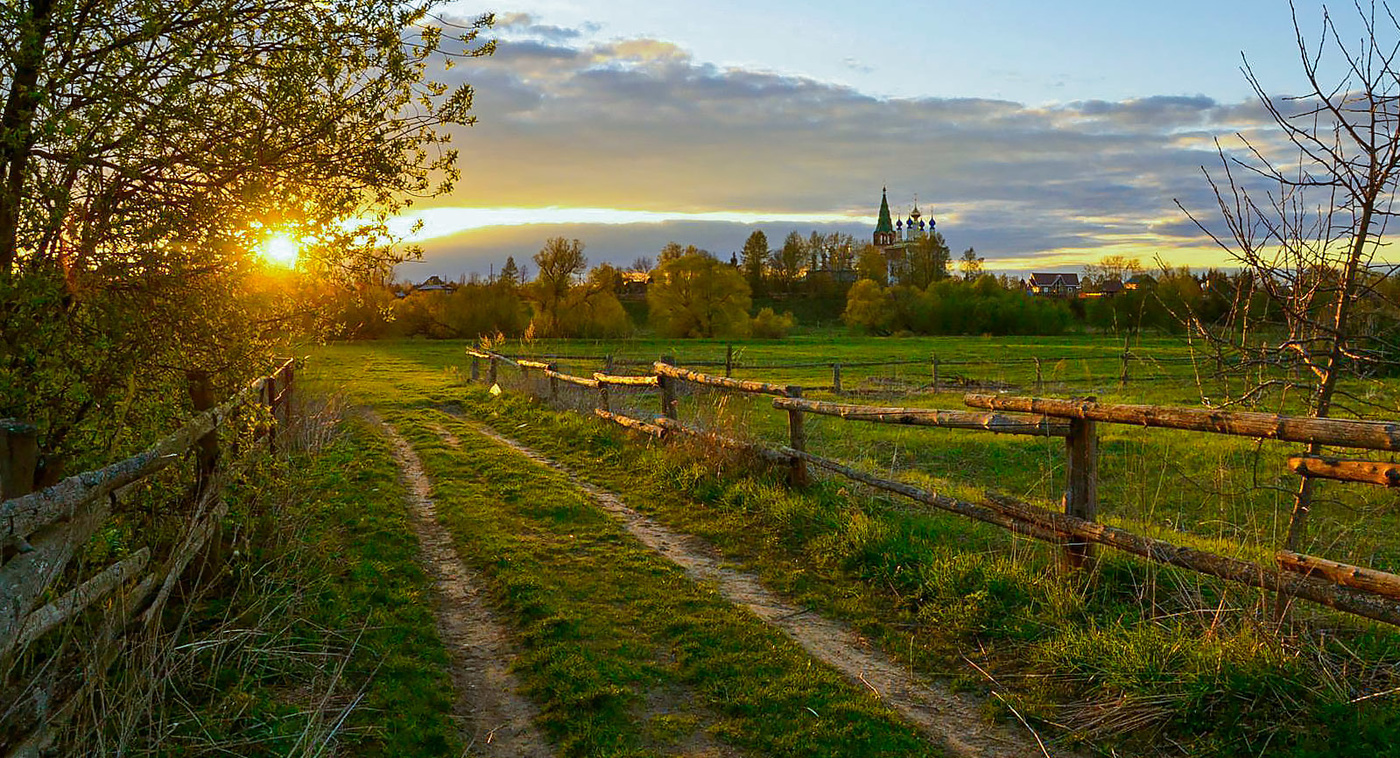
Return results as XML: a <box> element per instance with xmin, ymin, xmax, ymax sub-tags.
<box><xmin>0</xmin><ymin>359</ymin><xmax>297</xmax><ymax>757</ymax></box>
<box><xmin>467</xmin><ymin>348</ymin><xmax>1400</xmax><ymax>629</ymax></box>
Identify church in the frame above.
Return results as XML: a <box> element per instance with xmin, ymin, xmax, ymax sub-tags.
<box><xmin>873</xmin><ymin>187</ymin><xmax>937</xmax><ymax>280</ymax></box>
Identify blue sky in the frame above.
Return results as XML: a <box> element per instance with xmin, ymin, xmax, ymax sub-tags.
<box><xmin>399</xmin><ymin>1</ymin><xmax>1353</xmax><ymax>281</ymax></box>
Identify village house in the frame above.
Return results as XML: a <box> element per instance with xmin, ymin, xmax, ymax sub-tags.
<box><xmin>1027</xmin><ymin>272</ymin><xmax>1081</xmax><ymax>297</ymax></box>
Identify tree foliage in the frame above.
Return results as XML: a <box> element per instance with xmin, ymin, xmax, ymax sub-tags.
<box><xmin>647</xmin><ymin>252</ymin><xmax>752</xmax><ymax>338</ymax></box>
<box><xmin>0</xmin><ymin>1</ymin><xmax>492</xmax><ymax>479</ymax></box>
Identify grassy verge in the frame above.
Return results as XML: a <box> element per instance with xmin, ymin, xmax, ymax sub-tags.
<box><xmin>442</xmin><ymin>386</ymin><xmax>1400</xmax><ymax>758</ymax></box>
<box><xmin>388</xmin><ymin>406</ymin><xmax>940</xmax><ymax>756</ymax></box>
<box><xmin>82</xmin><ymin>413</ymin><xmax>462</xmax><ymax>756</ymax></box>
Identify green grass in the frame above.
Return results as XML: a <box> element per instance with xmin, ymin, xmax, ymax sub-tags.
<box><xmin>385</xmin><ymin>405</ymin><xmax>941</xmax><ymax>756</ymax></box>
<box><xmin>132</xmin><ymin>415</ymin><xmax>462</xmax><ymax>757</ymax></box>
<box><xmin>304</xmin><ymin>338</ymin><xmax>1400</xmax><ymax>757</ymax></box>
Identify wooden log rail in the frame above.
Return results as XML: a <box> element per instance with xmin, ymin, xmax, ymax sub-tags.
<box><xmin>1288</xmin><ymin>455</ymin><xmax>1400</xmax><ymax>487</ymax></box>
<box><xmin>0</xmin><ymin>359</ymin><xmax>296</xmax><ymax>658</ymax></box>
<box><xmin>593</xmin><ymin>372</ymin><xmax>660</xmax><ymax>387</ymax></box>
<box><xmin>1278</xmin><ymin>550</ymin><xmax>1400</xmax><ymax>601</ymax></box>
<box><xmin>594</xmin><ymin>408</ymin><xmax>664</xmax><ymax>437</ymax></box>
<box><xmin>518</xmin><ymin>358</ymin><xmax>552</xmax><ymax>370</ymax></box>
<box><xmin>653</xmin><ymin>362</ymin><xmax>791</xmax><ymax>397</ymax></box>
<box><xmin>544</xmin><ymin>369</ymin><xmax>599</xmax><ymax>389</ymax></box>
<box><xmin>773</xmin><ymin>397</ymin><xmax>1070</xmax><ymax>437</ymax></box>
<box><xmin>964</xmin><ymin>394</ymin><xmax>1400</xmax><ymax>451</ymax></box>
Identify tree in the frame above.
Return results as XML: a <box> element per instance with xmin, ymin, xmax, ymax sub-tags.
<box><xmin>771</xmin><ymin>230</ymin><xmax>806</xmax><ymax>291</ymax></box>
<box><xmin>499</xmin><ymin>256</ymin><xmax>521</xmax><ymax>286</ymax></box>
<box><xmin>658</xmin><ymin>241</ymin><xmax>686</xmax><ymax>265</ymax></box>
<box><xmin>629</xmin><ymin>256</ymin><xmax>654</xmax><ymax>273</ymax></box>
<box><xmin>899</xmin><ymin>230</ymin><xmax>950</xmax><ymax>289</ymax></box>
<box><xmin>528</xmin><ymin>237</ymin><xmax>587</xmax><ymax>336</ymax></box>
<box><xmin>741</xmin><ymin>229</ymin><xmax>768</xmax><ymax>294</ymax></box>
<box><xmin>1081</xmin><ymin>255</ymin><xmax>1143</xmax><ymax>286</ymax></box>
<box><xmin>855</xmin><ymin>244</ymin><xmax>889</xmax><ymax>286</ymax></box>
<box><xmin>959</xmin><ymin>247</ymin><xmax>984</xmax><ymax>280</ymax></box>
<box><xmin>647</xmin><ymin>251</ymin><xmax>752</xmax><ymax>338</ymax></box>
<box><xmin>1177</xmin><ymin>3</ymin><xmax>1400</xmax><ymax>550</ymax></box>
<box><xmin>0</xmin><ymin>1</ymin><xmax>492</xmax><ymax>481</ymax></box>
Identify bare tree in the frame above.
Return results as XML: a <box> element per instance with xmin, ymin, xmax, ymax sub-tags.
<box><xmin>1177</xmin><ymin>1</ymin><xmax>1400</xmax><ymax>550</ymax></box>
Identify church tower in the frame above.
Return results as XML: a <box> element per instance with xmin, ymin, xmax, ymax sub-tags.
<box><xmin>873</xmin><ymin>187</ymin><xmax>896</xmax><ymax>246</ymax></box>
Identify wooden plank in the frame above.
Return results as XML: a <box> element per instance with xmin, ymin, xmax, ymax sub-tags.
<box><xmin>12</xmin><ymin>548</ymin><xmax>150</xmax><ymax>651</ymax></box>
<box><xmin>964</xmin><ymin>394</ymin><xmax>1400</xmax><ymax>451</ymax></box>
<box><xmin>1278</xmin><ymin>550</ymin><xmax>1400</xmax><ymax>601</ymax></box>
<box><xmin>0</xmin><ymin>361</ymin><xmax>290</xmax><ymax>540</ymax></box>
<box><xmin>1288</xmin><ymin>455</ymin><xmax>1400</xmax><ymax>487</ymax></box>
<box><xmin>653</xmin><ymin>362</ymin><xmax>791</xmax><ymax>397</ymax></box>
<box><xmin>593</xmin><ymin>372</ymin><xmax>659</xmax><ymax>387</ymax></box>
<box><xmin>544</xmin><ymin>369</ymin><xmax>599</xmax><ymax>389</ymax></box>
<box><xmin>518</xmin><ymin>358</ymin><xmax>552</xmax><ymax>370</ymax></box>
<box><xmin>977</xmin><ymin>491</ymin><xmax>1400</xmax><ymax>627</ymax></box>
<box><xmin>594</xmin><ymin>408</ymin><xmax>665</xmax><ymax>437</ymax></box>
<box><xmin>772</xmin><ymin>397</ymin><xmax>1070</xmax><ymax>437</ymax></box>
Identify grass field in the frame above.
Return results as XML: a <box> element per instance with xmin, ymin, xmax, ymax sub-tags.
<box><xmin>301</xmin><ymin>334</ymin><xmax>1400</xmax><ymax>757</ymax></box>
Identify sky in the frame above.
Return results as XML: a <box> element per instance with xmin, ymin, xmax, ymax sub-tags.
<box><xmin>392</xmin><ymin>1</ymin><xmax>1358</xmax><ymax>282</ymax></box>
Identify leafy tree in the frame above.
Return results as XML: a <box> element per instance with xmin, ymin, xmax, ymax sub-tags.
<box><xmin>843</xmin><ymin>279</ymin><xmax>891</xmax><ymax>334</ymax></box>
<box><xmin>0</xmin><ymin>1</ymin><xmax>492</xmax><ymax>480</ymax></box>
<box><xmin>648</xmin><ymin>252</ymin><xmax>752</xmax><ymax>338</ymax></box>
<box><xmin>499</xmin><ymin>256</ymin><xmax>521</xmax><ymax>286</ymax></box>
<box><xmin>898</xmin><ymin>231</ymin><xmax>950</xmax><ymax>289</ymax></box>
<box><xmin>741</xmin><ymin>229</ymin><xmax>768</xmax><ymax>294</ymax></box>
<box><xmin>659</xmin><ymin>241</ymin><xmax>686</xmax><ymax>265</ymax></box>
<box><xmin>587</xmin><ymin>262</ymin><xmax>624</xmax><ymax>295</ymax></box>
<box><xmin>827</xmin><ymin>232</ymin><xmax>856</xmax><ymax>272</ymax></box>
<box><xmin>855</xmin><ymin>244</ymin><xmax>889</xmax><ymax>286</ymax></box>
<box><xmin>959</xmin><ymin>247</ymin><xmax>984</xmax><ymax>280</ymax></box>
<box><xmin>750</xmin><ymin>307</ymin><xmax>796</xmax><ymax>339</ymax></box>
<box><xmin>1081</xmin><ymin>254</ymin><xmax>1143</xmax><ymax>286</ymax></box>
<box><xmin>527</xmin><ymin>237</ymin><xmax>588</xmax><ymax>337</ymax></box>
<box><xmin>770</xmin><ymin>230</ymin><xmax>806</xmax><ymax>291</ymax></box>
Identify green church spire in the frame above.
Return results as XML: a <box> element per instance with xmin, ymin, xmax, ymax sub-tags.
<box><xmin>875</xmin><ymin>186</ymin><xmax>894</xmax><ymax>235</ymax></box>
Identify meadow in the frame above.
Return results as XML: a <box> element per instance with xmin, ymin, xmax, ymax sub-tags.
<box><xmin>301</xmin><ymin>331</ymin><xmax>1400</xmax><ymax>757</ymax></box>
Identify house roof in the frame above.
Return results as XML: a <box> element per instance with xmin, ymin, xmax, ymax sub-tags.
<box><xmin>1029</xmin><ymin>272</ymin><xmax>1080</xmax><ymax>287</ymax></box>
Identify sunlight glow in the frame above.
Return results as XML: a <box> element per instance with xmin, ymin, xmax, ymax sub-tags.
<box><xmin>258</xmin><ymin>233</ymin><xmax>300</xmax><ymax>268</ymax></box>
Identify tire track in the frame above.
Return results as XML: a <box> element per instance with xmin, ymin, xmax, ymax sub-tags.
<box><xmin>438</xmin><ymin>414</ymin><xmax>1082</xmax><ymax>758</ymax></box>
<box><xmin>373</xmin><ymin>413</ymin><xmax>553</xmax><ymax>758</ymax></box>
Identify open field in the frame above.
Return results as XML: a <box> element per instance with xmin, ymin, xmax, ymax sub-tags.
<box><xmin>301</xmin><ymin>335</ymin><xmax>1400</xmax><ymax>757</ymax></box>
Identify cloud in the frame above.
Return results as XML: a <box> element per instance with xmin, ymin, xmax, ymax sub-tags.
<box><xmin>415</xmin><ymin>18</ymin><xmax>1299</xmax><ymax>277</ymax></box>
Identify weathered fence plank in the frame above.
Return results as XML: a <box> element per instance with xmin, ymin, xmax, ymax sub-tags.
<box><xmin>772</xmin><ymin>397</ymin><xmax>1069</xmax><ymax>437</ymax></box>
<box><xmin>965</xmin><ymin>394</ymin><xmax>1400</xmax><ymax>451</ymax></box>
<box><xmin>653</xmin><ymin>362</ymin><xmax>791</xmax><ymax>397</ymax></box>
<box><xmin>594</xmin><ymin>408</ymin><xmax>665</xmax><ymax>437</ymax></box>
<box><xmin>1288</xmin><ymin>455</ymin><xmax>1400</xmax><ymax>487</ymax></box>
<box><xmin>1277</xmin><ymin>550</ymin><xmax>1400</xmax><ymax>601</ymax></box>
<box><xmin>593</xmin><ymin>372</ymin><xmax>660</xmax><ymax>387</ymax></box>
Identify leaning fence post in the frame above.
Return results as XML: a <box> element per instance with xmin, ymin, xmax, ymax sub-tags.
<box><xmin>725</xmin><ymin>344</ymin><xmax>734</xmax><ymax>378</ymax></box>
<box><xmin>1062</xmin><ymin>416</ymin><xmax>1099</xmax><ymax>569</ymax></box>
<box><xmin>832</xmin><ymin>363</ymin><xmax>842</xmax><ymax>394</ymax></box>
<box><xmin>489</xmin><ymin>355</ymin><xmax>498</xmax><ymax>386</ymax></box>
<box><xmin>659</xmin><ymin>355</ymin><xmax>678</xmax><ymax>420</ymax></box>
<box><xmin>282</xmin><ymin>361</ymin><xmax>295</xmax><ymax>432</ymax></box>
<box><xmin>471</xmin><ymin>354</ymin><xmax>480</xmax><ymax>382</ymax></box>
<box><xmin>548</xmin><ymin>363</ymin><xmax>559</xmax><ymax>403</ymax></box>
<box><xmin>187</xmin><ymin>370</ymin><xmax>219</xmax><ymax>498</ymax></box>
<box><xmin>598</xmin><ymin>380</ymin><xmax>611</xmax><ymax>413</ymax></box>
<box><xmin>786</xmin><ymin>386</ymin><xmax>809</xmax><ymax>487</ymax></box>
<box><xmin>264</xmin><ymin>372</ymin><xmax>279</xmax><ymax>454</ymax></box>
<box><xmin>604</xmin><ymin>354</ymin><xmax>615</xmax><ymax>375</ymax></box>
<box><xmin>1034</xmin><ymin>357</ymin><xmax>1043</xmax><ymax>394</ymax></box>
<box><xmin>0</xmin><ymin>419</ymin><xmax>39</xmax><ymax>500</ymax></box>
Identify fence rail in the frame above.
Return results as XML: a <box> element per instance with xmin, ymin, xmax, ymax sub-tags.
<box><xmin>468</xmin><ymin>347</ymin><xmax>1400</xmax><ymax>629</ymax></box>
<box><xmin>0</xmin><ymin>358</ymin><xmax>297</xmax><ymax>757</ymax></box>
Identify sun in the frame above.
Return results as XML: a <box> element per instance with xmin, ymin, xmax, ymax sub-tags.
<box><xmin>257</xmin><ymin>233</ymin><xmax>301</xmax><ymax>268</ymax></box>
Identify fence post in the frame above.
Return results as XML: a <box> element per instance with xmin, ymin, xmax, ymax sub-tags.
<box><xmin>0</xmin><ymin>419</ymin><xmax>38</xmax><ymax>500</ymax></box>
<box><xmin>489</xmin><ymin>356</ymin><xmax>498</xmax><ymax>386</ymax></box>
<box><xmin>932</xmin><ymin>355</ymin><xmax>940</xmax><ymax>392</ymax></box>
<box><xmin>659</xmin><ymin>355</ymin><xmax>678</xmax><ymax>420</ymax></box>
<box><xmin>786</xmin><ymin>386</ymin><xmax>809</xmax><ymax>487</ymax></box>
<box><xmin>186</xmin><ymin>371</ymin><xmax>219</xmax><ymax>499</ymax></box>
<box><xmin>725</xmin><ymin>344</ymin><xmax>734</xmax><ymax>378</ymax></box>
<box><xmin>548</xmin><ymin>363</ymin><xmax>559</xmax><ymax>403</ymax></box>
<box><xmin>1119</xmin><ymin>337</ymin><xmax>1131</xmax><ymax>387</ymax></box>
<box><xmin>1062</xmin><ymin>417</ymin><xmax>1099</xmax><ymax>570</ymax></box>
<box><xmin>599</xmin><ymin>381</ymin><xmax>611</xmax><ymax>413</ymax></box>
<box><xmin>1034</xmin><ymin>357</ymin><xmax>1043</xmax><ymax>394</ymax></box>
<box><xmin>832</xmin><ymin>363</ymin><xmax>842</xmax><ymax>394</ymax></box>
<box><xmin>264</xmin><ymin>372</ymin><xmax>279</xmax><ymax>454</ymax></box>
<box><xmin>471</xmin><ymin>354</ymin><xmax>480</xmax><ymax>382</ymax></box>
<box><xmin>282</xmin><ymin>361</ymin><xmax>295</xmax><ymax>432</ymax></box>
<box><xmin>604</xmin><ymin>354</ymin><xmax>614</xmax><ymax>375</ymax></box>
